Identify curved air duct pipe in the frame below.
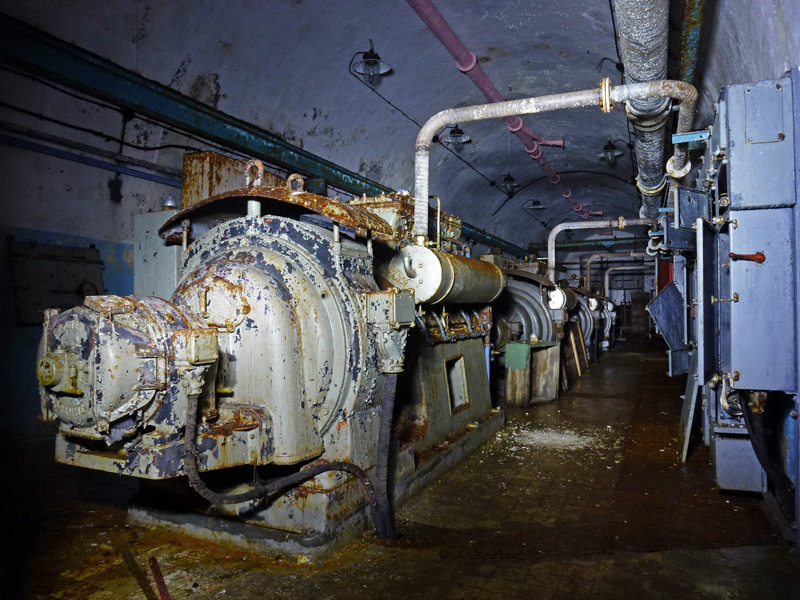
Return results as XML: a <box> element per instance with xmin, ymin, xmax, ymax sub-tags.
<box><xmin>403</xmin><ymin>0</ymin><xmax>581</xmax><ymax>215</ymax></box>
<box><xmin>586</xmin><ymin>251</ymin><xmax>651</xmax><ymax>289</ymax></box>
<box><xmin>546</xmin><ymin>218</ymin><xmax>656</xmax><ymax>280</ymax></box>
<box><xmin>614</xmin><ymin>0</ymin><xmax>673</xmax><ymax>217</ymax></box>
<box><xmin>604</xmin><ymin>264</ymin><xmax>653</xmax><ymax>297</ymax></box>
<box><xmin>413</xmin><ymin>79</ymin><xmax>697</xmax><ymax>241</ymax></box>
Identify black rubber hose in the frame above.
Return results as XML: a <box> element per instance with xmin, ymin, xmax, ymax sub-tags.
<box><xmin>741</xmin><ymin>397</ymin><xmax>796</xmax><ymax>525</ymax></box>
<box><xmin>182</xmin><ymin>394</ymin><xmax>391</xmax><ymax>538</ymax></box>
<box><xmin>375</xmin><ymin>373</ymin><xmax>399</xmax><ymax>540</ymax></box>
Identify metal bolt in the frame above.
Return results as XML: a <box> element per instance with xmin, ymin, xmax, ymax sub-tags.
<box><xmin>791</xmin><ymin>410</ymin><xmax>798</xmax><ymax>419</ymax></box>
<box><xmin>733</xmin><ymin>371</ymin><xmax>740</xmax><ymax>381</ymax></box>
<box><xmin>250</xmin><ymin>433</ymin><xmax>255</xmax><ymax>440</ymax></box>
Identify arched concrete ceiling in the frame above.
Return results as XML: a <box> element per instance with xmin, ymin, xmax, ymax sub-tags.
<box><xmin>2</xmin><ymin>0</ymin><xmax>799</xmax><ymax>249</ymax></box>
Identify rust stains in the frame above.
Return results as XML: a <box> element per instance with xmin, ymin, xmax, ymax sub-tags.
<box><xmin>205</xmin><ymin>408</ymin><xmax>261</xmax><ymax>436</ymax></box>
<box><xmin>161</xmin><ymin>181</ymin><xmax>392</xmax><ymax>239</ymax></box>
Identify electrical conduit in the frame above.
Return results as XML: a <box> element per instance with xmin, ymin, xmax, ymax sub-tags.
<box><xmin>182</xmin><ymin>394</ymin><xmax>395</xmax><ymax>539</ymax></box>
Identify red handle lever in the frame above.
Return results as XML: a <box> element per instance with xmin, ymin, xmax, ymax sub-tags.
<box><xmin>729</xmin><ymin>251</ymin><xmax>766</xmax><ymax>264</ymax></box>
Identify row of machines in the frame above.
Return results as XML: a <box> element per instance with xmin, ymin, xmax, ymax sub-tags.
<box><xmin>35</xmin><ymin>161</ymin><xmax>504</xmax><ymax>554</ymax></box>
<box><xmin>34</xmin><ymin>153</ymin><xmax>618</xmax><ymax>554</ymax></box>
<box><xmin>647</xmin><ymin>68</ymin><xmax>800</xmax><ymax>539</ymax></box>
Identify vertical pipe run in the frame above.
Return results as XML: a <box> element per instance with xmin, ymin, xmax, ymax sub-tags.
<box><xmin>375</xmin><ymin>374</ymin><xmax>399</xmax><ymax>540</ymax></box>
<box><xmin>614</xmin><ymin>0</ymin><xmax>671</xmax><ymax>217</ymax></box>
<box><xmin>679</xmin><ymin>0</ymin><xmax>707</xmax><ymax>84</ymax></box>
<box><xmin>484</xmin><ymin>343</ymin><xmax>491</xmax><ymax>382</ymax></box>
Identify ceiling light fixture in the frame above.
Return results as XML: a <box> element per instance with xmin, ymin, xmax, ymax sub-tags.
<box><xmin>598</xmin><ymin>139</ymin><xmax>624</xmax><ymax>167</ymax></box>
<box><xmin>352</xmin><ymin>39</ymin><xmax>391</xmax><ymax>85</ymax></box>
<box><xmin>497</xmin><ymin>173</ymin><xmax>518</xmax><ymax>195</ymax></box>
<box><xmin>441</xmin><ymin>124</ymin><xmax>471</xmax><ymax>152</ymax></box>
<box><xmin>523</xmin><ymin>199</ymin><xmax>545</xmax><ymax>211</ymax></box>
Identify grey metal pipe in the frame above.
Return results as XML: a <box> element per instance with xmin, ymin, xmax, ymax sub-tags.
<box><xmin>604</xmin><ymin>264</ymin><xmax>653</xmax><ymax>296</ymax></box>
<box><xmin>546</xmin><ymin>217</ymin><xmax>657</xmax><ymax>280</ymax></box>
<box><xmin>615</xmin><ymin>0</ymin><xmax>669</xmax><ymax>111</ymax></box>
<box><xmin>614</xmin><ymin>0</ymin><xmax>671</xmax><ymax>216</ymax></box>
<box><xmin>585</xmin><ymin>251</ymin><xmax>651</xmax><ymax>290</ymax></box>
<box><xmin>413</xmin><ymin>79</ymin><xmax>697</xmax><ymax>239</ymax></box>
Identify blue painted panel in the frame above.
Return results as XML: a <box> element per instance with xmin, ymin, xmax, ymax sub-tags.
<box><xmin>729</xmin><ymin>210</ymin><xmax>796</xmax><ymax>390</ymax></box>
<box><xmin>726</xmin><ymin>77</ymin><xmax>796</xmax><ymax>209</ymax></box>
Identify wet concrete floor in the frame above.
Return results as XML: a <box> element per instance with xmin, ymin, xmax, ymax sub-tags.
<box><xmin>2</xmin><ymin>339</ymin><xmax>798</xmax><ymax>599</ymax></box>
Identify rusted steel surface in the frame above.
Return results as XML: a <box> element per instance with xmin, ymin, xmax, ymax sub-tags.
<box><xmin>351</xmin><ymin>192</ymin><xmax>463</xmax><ymax>249</ymax></box>
<box><xmin>679</xmin><ymin>0</ymin><xmax>706</xmax><ymax>84</ymax></box>
<box><xmin>181</xmin><ymin>151</ymin><xmax>286</xmax><ymax>210</ymax></box>
<box><xmin>160</xmin><ymin>181</ymin><xmax>392</xmax><ymax>240</ymax></box>
<box><xmin>379</xmin><ymin>245</ymin><xmax>504</xmax><ymax>305</ymax></box>
<box><xmin>415</xmin><ymin>306</ymin><xmax>491</xmax><ymax>345</ymax></box>
<box><xmin>504</xmin><ymin>268</ymin><xmax>555</xmax><ymax>288</ymax></box>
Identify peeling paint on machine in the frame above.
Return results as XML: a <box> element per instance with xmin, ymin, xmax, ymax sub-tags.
<box><xmin>35</xmin><ymin>155</ymin><xmax>505</xmax><ymax>556</ymax></box>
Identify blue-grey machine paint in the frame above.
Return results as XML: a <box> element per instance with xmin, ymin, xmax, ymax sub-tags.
<box><xmin>647</xmin><ymin>68</ymin><xmax>800</xmax><ymax>539</ymax></box>
<box><xmin>34</xmin><ymin>171</ymin><xmax>506</xmax><ymax>555</ymax></box>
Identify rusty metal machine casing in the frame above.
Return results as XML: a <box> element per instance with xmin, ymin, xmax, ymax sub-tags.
<box><xmin>39</xmin><ymin>215</ymin><xmax>411</xmax><ymax>484</ymax></box>
<box><xmin>36</xmin><ymin>159</ymin><xmax>504</xmax><ymax>550</ymax></box>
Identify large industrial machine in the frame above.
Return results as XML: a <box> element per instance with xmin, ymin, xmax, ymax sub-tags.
<box><xmin>35</xmin><ymin>158</ymin><xmax>505</xmax><ymax>555</ymax></box>
<box><xmin>647</xmin><ymin>68</ymin><xmax>800</xmax><ymax>539</ymax></box>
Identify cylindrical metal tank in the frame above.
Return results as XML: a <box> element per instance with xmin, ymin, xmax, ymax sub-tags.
<box><xmin>378</xmin><ymin>244</ymin><xmax>504</xmax><ymax>304</ymax></box>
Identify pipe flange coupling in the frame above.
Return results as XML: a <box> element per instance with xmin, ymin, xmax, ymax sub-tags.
<box><xmin>666</xmin><ymin>156</ymin><xmax>692</xmax><ymax>179</ymax></box>
<box><xmin>636</xmin><ymin>175</ymin><xmax>668</xmax><ymax>196</ymax></box>
<box><xmin>625</xmin><ymin>99</ymin><xmax>671</xmax><ymax>131</ymax></box>
<box><xmin>599</xmin><ymin>77</ymin><xmax>614</xmax><ymax>113</ymax></box>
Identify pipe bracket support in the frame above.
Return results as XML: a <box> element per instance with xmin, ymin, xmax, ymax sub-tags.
<box><xmin>457</xmin><ymin>51</ymin><xmax>478</xmax><ymax>73</ymax></box>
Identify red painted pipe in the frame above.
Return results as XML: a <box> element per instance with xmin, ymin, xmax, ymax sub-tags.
<box><xmin>406</xmin><ymin>0</ymin><xmax>586</xmax><ymax>218</ymax></box>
